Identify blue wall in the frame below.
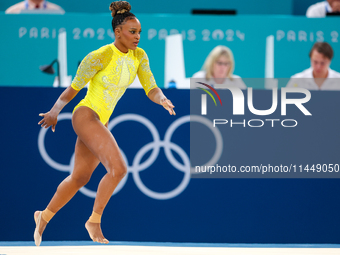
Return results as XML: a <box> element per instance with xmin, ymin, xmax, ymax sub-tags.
<box><xmin>1</xmin><ymin>0</ymin><xmax>293</xmax><ymax>14</ymax></box>
<box><xmin>293</xmin><ymin>0</ymin><xmax>320</xmax><ymax>15</ymax></box>
<box><xmin>0</xmin><ymin>0</ymin><xmax>323</xmax><ymax>15</ymax></box>
<box><xmin>0</xmin><ymin>14</ymin><xmax>339</xmax><ymax>88</ymax></box>
<box><xmin>1</xmin><ymin>87</ymin><xmax>340</xmax><ymax>243</ymax></box>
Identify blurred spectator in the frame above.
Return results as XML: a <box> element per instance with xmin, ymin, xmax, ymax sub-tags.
<box><xmin>286</xmin><ymin>42</ymin><xmax>340</xmax><ymax>90</ymax></box>
<box><xmin>5</xmin><ymin>0</ymin><xmax>65</xmax><ymax>14</ymax></box>
<box><xmin>306</xmin><ymin>0</ymin><xmax>340</xmax><ymax>17</ymax></box>
<box><xmin>192</xmin><ymin>45</ymin><xmax>246</xmax><ymax>89</ymax></box>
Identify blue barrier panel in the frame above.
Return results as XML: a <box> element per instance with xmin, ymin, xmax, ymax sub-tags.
<box><xmin>293</xmin><ymin>0</ymin><xmax>318</xmax><ymax>15</ymax></box>
<box><xmin>0</xmin><ymin>0</ymin><xmax>293</xmax><ymax>15</ymax></box>
<box><xmin>0</xmin><ymin>14</ymin><xmax>339</xmax><ymax>88</ymax></box>
<box><xmin>1</xmin><ymin>87</ymin><xmax>340</xmax><ymax>243</ymax></box>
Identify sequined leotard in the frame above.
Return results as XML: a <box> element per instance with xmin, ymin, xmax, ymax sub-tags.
<box><xmin>71</xmin><ymin>43</ymin><xmax>157</xmax><ymax>125</ymax></box>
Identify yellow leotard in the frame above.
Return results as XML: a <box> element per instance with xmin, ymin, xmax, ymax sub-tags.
<box><xmin>71</xmin><ymin>43</ymin><xmax>158</xmax><ymax>125</ymax></box>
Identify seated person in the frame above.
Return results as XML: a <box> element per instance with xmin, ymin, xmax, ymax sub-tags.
<box><xmin>5</xmin><ymin>0</ymin><xmax>65</xmax><ymax>14</ymax></box>
<box><xmin>286</xmin><ymin>42</ymin><xmax>340</xmax><ymax>90</ymax></box>
<box><xmin>306</xmin><ymin>0</ymin><xmax>340</xmax><ymax>17</ymax></box>
<box><xmin>192</xmin><ymin>45</ymin><xmax>246</xmax><ymax>89</ymax></box>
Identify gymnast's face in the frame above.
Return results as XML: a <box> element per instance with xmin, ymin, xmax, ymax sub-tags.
<box><xmin>116</xmin><ymin>18</ymin><xmax>141</xmax><ymax>52</ymax></box>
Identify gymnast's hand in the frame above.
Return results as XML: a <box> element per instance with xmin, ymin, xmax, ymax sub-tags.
<box><xmin>38</xmin><ymin>112</ymin><xmax>58</xmax><ymax>132</ymax></box>
<box><xmin>161</xmin><ymin>98</ymin><xmax>176</xmax><ymax>115</ymax></box>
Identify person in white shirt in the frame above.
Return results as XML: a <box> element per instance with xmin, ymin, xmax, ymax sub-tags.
<box><xmin>306</xmin><ymin>0</ymin><xmax>340</xmax><ymax>17</ymax></box>
<box><xmin>5</xmin><ymin>0</ymin><xmax>65</xmax><ymax>14</ymax></box>
<box><xmin>192</xmin><ymin>45</ymin><xmax>246</xmax><ymax>89</ymax></box>
<box><xmin>286</xmin><ymin>42</ymin><xmax>340</xmax><ymax>90</ymax></box>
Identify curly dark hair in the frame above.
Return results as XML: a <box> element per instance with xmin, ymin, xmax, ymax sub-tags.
<box><xmin>109</xmin><ymin>1</ymin><xmax>136</xmax><ymax>31</ymax></box>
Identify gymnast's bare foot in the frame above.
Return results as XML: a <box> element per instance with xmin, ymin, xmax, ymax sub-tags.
<box><xmin>34</xmin><ymin>211</ymin><xmax>48</xmax><ymax>246</ymax></box>
<box><xmin>34</xmin><ymin>211</ymin><xmax>48</xmax><ymax>236</ymax></box>
<box><xmin>85</xmin><ymin>221</ymin><xmax>109</xmax><ymax>244</ymax></box>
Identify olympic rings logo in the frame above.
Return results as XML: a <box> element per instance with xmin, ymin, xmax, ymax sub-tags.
<box><xmin>38</xmin><ymin>113</ymin><xmax>222</xmax><ymax>200</ymax></box>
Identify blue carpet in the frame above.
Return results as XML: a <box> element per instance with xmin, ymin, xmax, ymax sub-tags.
<box><xmin>0</xmin><ymin>241</ymin><xmax>340</xmax><ymax>248</ymax></box>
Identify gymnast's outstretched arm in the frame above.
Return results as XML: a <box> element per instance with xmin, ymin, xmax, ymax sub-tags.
<box><xmin>38</xmin><ymin>86</ymin><xmax>79</xmax><ymax>132</ymax></box>
<box><xmin>147</xmin><ymin>87</ymin><xmax>176</xmax><ymax>115</ymax></box>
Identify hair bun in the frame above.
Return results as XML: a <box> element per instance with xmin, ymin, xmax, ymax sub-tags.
<box><xmin>109</xmin><ymin>1</ymin><xmax>132</xmax><ymax>18</ymax></box>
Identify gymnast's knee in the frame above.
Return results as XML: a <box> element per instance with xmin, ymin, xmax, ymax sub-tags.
<box><xmin>108</xmin><ymin>162</ymin><xmax>127</xmax><ymax>180</ymax></box>
<box><xmin>71</xmin><ymin>173</ymin><xmax>92</xmax><ymax>188</ymax></box>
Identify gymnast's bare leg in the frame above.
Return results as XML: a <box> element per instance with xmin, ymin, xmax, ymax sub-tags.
<box><xmin>35</xmin><ymin>106</ymin><xmax>127</xmax><ymax>244</ymax></box>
